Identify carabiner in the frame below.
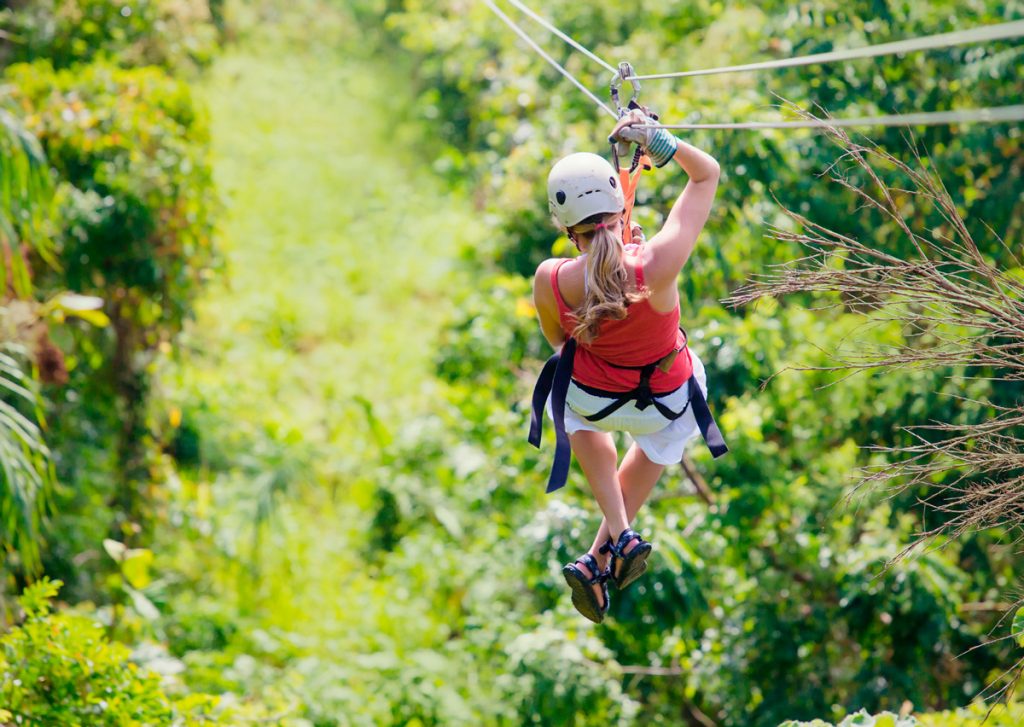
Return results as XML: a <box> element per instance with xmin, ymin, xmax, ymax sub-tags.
<box><xmin>609</xmin><ymin>61</ymin><xmax>641</xmax><ymax>118</ymax></box>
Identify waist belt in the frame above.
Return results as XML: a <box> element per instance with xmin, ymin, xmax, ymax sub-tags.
<box><xmin>528</xmin><ymin>338</ymin><xmax>728</xmax><ymax>493</ymax></box>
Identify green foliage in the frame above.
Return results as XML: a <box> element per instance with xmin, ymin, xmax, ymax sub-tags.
<box><xmin>1</xmin><ymin>54</ymin><xmax>216</xmax><ymax>568</ymax></box>
<box><xmin>0</xmin><ymin>0</ymin><xmax>218</xmax><ymax>71</ymax></box>
<box><xmin>0</xmin><ymin>351</ymin><xmax>52</xmax><ymax>572</ymax></box>
<box><xmin>0</xmin><ymin>107</ymin><xmax>55</xmax><ymax>294</ymax></box>
<box><xmin>0</xmin><ymin>578</ymin><xmax>175</xmax><ymax>725</ymax></box>
<box><xmin>5</xmin><ymin>59</ymin><xmax>215</xmax><ymax>323</ymax></box>
<box><xmin>3</xmin><ymin>0</ymin><xmax>1024</xmax><ymax>725</ymax></box>
<box><xmin>0</xmin><ymin>578</ymin><xmax>292</xmax><ymax>725</ymax></box>
<box><xmin>918</xmin><ymin>701</ymin><xmax>1024</xmax><ymax>726</ymax></box>
<box><xmin>783</xmin><ymin>703</ymin><xmax>1024</xmax><ymax>727</ymax></box>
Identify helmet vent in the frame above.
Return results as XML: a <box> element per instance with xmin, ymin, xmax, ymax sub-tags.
<box><xmin>556</xmin><ymin>191</ymin><xmax>566</xmax><ymax>205</ymax></box>
<box><xmin>609</xmin><ymin>176</ymin><xmax>617</xmax><ymax>188</ymax></box>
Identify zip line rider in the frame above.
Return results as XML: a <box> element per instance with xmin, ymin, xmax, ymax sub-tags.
<box><xmin>529</xmin><ymin>108</ymin><xmax>726</xmax><ymax>623</ymax></box>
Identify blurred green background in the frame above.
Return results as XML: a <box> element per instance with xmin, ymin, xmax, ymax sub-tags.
<box><xmin>1</xmin><ymin>0</ymin><xmax>1023</xmax><ymax>724</ymax></box>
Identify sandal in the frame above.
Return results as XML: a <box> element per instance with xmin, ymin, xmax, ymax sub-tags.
<box><xmin>562</xmin><ymin>553</ymin><xmax>610</xmax><ymax>624</ymax></box>
<box><xmin>600</xmin><ymin>528</ymin><xmax>652</xmax><ymax>591</ymax></box>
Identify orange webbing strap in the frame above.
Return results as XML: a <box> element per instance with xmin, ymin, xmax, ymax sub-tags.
<box><xmin>619</xmin><ymin>154</ymin><xmax>652</xmax><ymax>245</ymax></box>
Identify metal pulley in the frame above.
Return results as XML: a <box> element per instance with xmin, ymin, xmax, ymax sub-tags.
<box><xmin>609</xmin><ymin>61</ymin><xmax>640</xmax><ymax>117</ymax></box>
<box><xmin>609</xmin><ymin>61</ymin><xmax>649</xmax><ymax>172</ymax></box>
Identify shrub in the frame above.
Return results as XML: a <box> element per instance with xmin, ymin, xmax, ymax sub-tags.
<box><xmin>0</xmin><ymin>578</ymin><xmax>174</xmax><ymax>725</ymax></box>
<box><xmin>0</xmin><ymin>578</ymin><xmax>296</xmax><ymax>725</ymax></box>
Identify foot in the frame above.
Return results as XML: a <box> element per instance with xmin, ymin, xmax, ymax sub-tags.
<box><xmin>562</xmin><ymin>553</ymin><xmax>610</xmax><ymax>623</ymax></box>
<box><xmin>610</xmin><ymin>532</ymin><xmax>642</xmax><ymax>581</ymax></box>
<box><xmin>601</xmin><ymin>528</ymin><xmax>653</xmax><ymax>590</ymax></box>
<box><xmin>574</xmin><ymin>556</ymin><xmax>607</xmax><ymax>610</ymax></box>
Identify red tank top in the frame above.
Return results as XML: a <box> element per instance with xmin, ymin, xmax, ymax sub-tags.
<box><xmin>552</xmin><ymin>245</ymin><xmax>693</xmax><ymax>393</ymax></box>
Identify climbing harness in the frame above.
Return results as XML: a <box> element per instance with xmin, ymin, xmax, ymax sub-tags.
<box><xmin>528</xmin><ymin>333</ymin><xmax>728</xmax><ymax>493</ymax></box>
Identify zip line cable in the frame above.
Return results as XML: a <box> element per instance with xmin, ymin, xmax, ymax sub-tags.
<box><xmin>503</xmin><ymin>0</ymin><xmax>617</xmax><ymax>75</ymax></box>
<box><xmin>483</xmin><ymin>0</ymin><xmax>618</xmax><ymax>119</ymax></box>
<box><xmin>483</xmin><ymin>0</ymin><xmax>1024</xmax><ymax>130</ymax></box>
<box><xmin>654</xmin><ymin>105</ymin><xmax>1024</xmax><ymax>130</ymax></box>
<box><xmin>629</xmin><ymin>20</ymin><xmax>1024</xmax><ymax>81</ymax></box>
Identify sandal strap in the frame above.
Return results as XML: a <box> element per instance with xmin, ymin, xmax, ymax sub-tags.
<box><xmin>605</xmin><ymin>528</ymin><xmax>644</xmax><ymax>558</ymax></box>
<box><xmin>575</xmin><ymin>553</ymin><xmax>602</xmax><ymax>584</ymax></box>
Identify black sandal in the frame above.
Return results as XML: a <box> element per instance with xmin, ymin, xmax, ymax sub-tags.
<box><xmin>601</xmin><ymin>528</ymin><xmax>652</xmax><ymax>591</ymax></box>
<box><xmin>562</xmin><ymin>553</ymin><xmax>610</xmax><ymax>623</ymax></box>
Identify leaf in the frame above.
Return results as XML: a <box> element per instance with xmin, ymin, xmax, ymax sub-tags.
<box><xmin>1013</xmin><ymin>606</ymin><xmax>1024</xmax><ymax>648</ymax></box>
<box><xmin>48</xmin><ymin>293</ymin><xmax>110</xmax><ymax>326</ymax></box>
<box><xmin>121</xmin><ymin>548</ymin><xmax>154</xmax><ymax>589</ymax></box>
<box><xmin>56</xmin><ymin>292</ymin><xmax>104</xmax><ymax>311</ymax></box>
<box><xmin>64</xmin><ymin>307</ymin><xmax>111</xmax><ymax>327</ymax></box>
<box><xmin>125</xmin><ymin>585</ymin><xmax>160</xmax><ymax>621</ymax></box>
<box><xmin>103</xmin><ymin>538</ymin><xmax>127</xmax><ymax>562</ymax></box>
<box><xmin>17</xmin><ymin>577</ymin><xmax>62</xmax><ymax>619</ymax></box>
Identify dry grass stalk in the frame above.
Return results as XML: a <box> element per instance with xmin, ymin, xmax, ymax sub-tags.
<box><xmin>727</xmin><ymin>117</ymin><xmax>1024</xmax><ymax>562</ymax></box>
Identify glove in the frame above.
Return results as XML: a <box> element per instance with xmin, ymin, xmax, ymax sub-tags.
<box><xmin>608</xmin><ymin>109</ymin><xmax>679</xmax><ymax>168</ymax></box>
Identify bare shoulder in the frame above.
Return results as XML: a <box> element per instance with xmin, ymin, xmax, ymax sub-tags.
<box><xmin>534</xmin><ymin>257</ymin><xmax>561</xmax><ymax>279</ymax></box>
<box><xmin>533</xmin><ymin>258</ymin><xmax>562</xmax><ymax>302</ymax></box>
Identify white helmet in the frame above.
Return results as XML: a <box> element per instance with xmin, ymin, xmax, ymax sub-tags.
<box><xmin>547</xmin><ymin>152</ymin><xmax>624</xmax><ymax>228</ymax></box>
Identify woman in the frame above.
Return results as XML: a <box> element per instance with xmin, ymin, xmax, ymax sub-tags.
<box><xmin>530</xmin><ymin>110</ymin><xmax>725</xmax><ymax>623</ymax></box>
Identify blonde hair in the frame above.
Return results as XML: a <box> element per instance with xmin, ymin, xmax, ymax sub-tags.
<box><xmin>562</xmin><ymin>212</ymin><xmax>648</xmax><ymax>344</ymax></box>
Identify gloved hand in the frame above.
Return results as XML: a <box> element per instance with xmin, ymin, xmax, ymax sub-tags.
<box><xmin>608</xmin><ymin>109</ymin><xmax>679</xmax><ymax>168</ymax></box>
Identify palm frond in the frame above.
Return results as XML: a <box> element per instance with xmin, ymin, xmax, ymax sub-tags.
<box><xmin>0</xmin><ymin>351</ymin><xmax>52</xmax><ymax>572</ymax></box>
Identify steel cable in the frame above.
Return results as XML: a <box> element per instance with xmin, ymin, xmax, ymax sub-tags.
<box><xmin>483</xmin><ymin>0</ymin><xmax>618</xmax><ymax>119</ymax></box>
<box><xmin>655</xmin><ymin>105</ymin><xmax>1024</xmax><ymax>130</ymax></box>
<box><xmin>628</xmin><ymin>20</ymin><xmax>1024</xmax><ymax>81</ymax></box>
<box><xmin>504</xmin><ymin>0</ymin><xmax>617</xmax><ymax>74</ymax></box>
<box><xmin>482</xmin><ymin>1</ymin><xmax>1024</xmax><ymax>131</ymax></box>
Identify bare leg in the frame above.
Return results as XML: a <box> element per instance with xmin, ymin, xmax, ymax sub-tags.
<box><xmin>588</xmin><ymin>442</ymin><xmax>665</xmax><ymax>574</ymax></box>
<box><xmin>567</xmin><ymin>430</ymin><xmax>627</xmax><ymax>607</ymax></box>
<box><xmin>569</xmin><ymin>430</ymin><xmax>628</xmax><ymax>537</ymax></box>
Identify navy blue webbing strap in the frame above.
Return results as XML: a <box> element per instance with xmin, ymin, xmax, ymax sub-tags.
<box><xmin>686</xmin><ymin>373</ymin><xmax>728</xmax><ymax>458</ymax></box>
<box><xmin>528</xmin><ymin>354</ymin><xmax>558</xmax><ymax>448</ymax></box>
<box><xmin>528</xmin><ymin>338</ymin><xmax>577</xmax><ymax>493</ymax></box>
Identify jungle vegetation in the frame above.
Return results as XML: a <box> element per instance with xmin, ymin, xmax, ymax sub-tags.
<box><xmin>0</xmin><ymin>0</ymin><xmax>1022</xmax><ymax>725</ymax></box>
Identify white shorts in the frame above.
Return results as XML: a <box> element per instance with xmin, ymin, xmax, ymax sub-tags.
<box><xmin>546</xmin><ymin>350</ymin><xmax>709</xmax><ymax>466</ymax></box>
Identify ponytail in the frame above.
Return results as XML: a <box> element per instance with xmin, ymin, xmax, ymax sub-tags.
<box><xmin>567</xmin><ymin>213</ymin><xmax>648</xmax><ymax>344</ymax></box>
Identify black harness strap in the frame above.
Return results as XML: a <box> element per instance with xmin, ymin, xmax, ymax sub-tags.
<box><xmin>529</xmin><ymin>338</ymin><xmax>728</xmax><ymax>493</ymax></box>
<box><xmin>579</xmin><ymin>361</ymin><xmax>690</xmax><ymax>423</ymax></box>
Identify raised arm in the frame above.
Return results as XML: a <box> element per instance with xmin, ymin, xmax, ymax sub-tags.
<box><xmin>609</xmin><ymin>111</ymin><xmax>720</xmax><ymax>291</ymax></box>
<box><xmin>644</xmin><ymin>140</ymin><xmax>719</xmax><ymax>290</ymax></box>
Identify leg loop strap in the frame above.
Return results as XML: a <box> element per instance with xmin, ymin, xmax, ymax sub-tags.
<box><xmin>527</xmin><ymin>339</ymin><xmax>578</xmax><ymax>493</ymax></box>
